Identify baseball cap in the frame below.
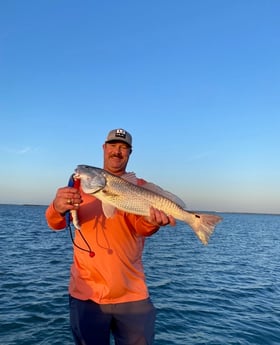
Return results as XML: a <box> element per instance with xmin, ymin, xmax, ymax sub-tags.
<box><xmin>105</xmin><ymin>128</ymin><xmax>132</xmax><ymax>147</ymax></box>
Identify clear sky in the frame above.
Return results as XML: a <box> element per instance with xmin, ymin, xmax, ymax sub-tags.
<box><xmin>1</xmin><ymin>1</ymin><xmax>279</xmax><ymax>214</ymax></box>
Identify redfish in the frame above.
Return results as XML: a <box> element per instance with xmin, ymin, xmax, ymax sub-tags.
<box><xmin>74</xmin><ymin>165</ymin><xmax>222</xmax><ymax>245</ymax></box>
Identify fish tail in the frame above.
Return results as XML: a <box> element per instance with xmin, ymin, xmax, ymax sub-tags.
<box><xmin>188</xmin><ymin>213</ymin><xmax>222</xmax><ymax>245</ymax></box>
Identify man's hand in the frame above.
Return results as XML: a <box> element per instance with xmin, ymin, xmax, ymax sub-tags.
<box><xmin>53</xmin><ymin>187</ymin><xmax>82</xmax><ymax>214</ymax></box>
<box><xmin>145</xmin><ymin>207</ymin><xmax>176</xmax><ymax>227</ymax></box>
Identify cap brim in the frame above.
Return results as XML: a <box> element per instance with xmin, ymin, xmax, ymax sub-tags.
<box><xmin>105</xmin><ymin>139</ymin><xmax>131</xmax><ymax>147</ymax></box>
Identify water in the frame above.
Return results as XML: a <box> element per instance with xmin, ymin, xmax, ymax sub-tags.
<box><xmin>1</xmin><ymin>204</ymin><xmax>280</xmax><ymax>344</ymax></box>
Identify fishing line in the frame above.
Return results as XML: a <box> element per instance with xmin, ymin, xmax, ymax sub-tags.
<box><xmin>67</xmin><ymin>223</ymin><xmax>95</xmax><ymax>257</ymax></box>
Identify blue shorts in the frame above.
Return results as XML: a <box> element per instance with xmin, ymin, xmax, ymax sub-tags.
<box><xmin>69</xmin><ymin>295</ymin><xmax>156</xmax><ymax>345</ymax></box>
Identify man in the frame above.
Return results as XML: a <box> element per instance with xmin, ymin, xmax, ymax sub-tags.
<box><xmin>45</xmin><ymin>128</ymin><xmax>175</xmax><ymax>345</ymax></box>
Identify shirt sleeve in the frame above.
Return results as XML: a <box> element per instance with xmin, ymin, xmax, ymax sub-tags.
<box><xmin>134</xmin><ymin>215</ymin><xmax>160</xmax><ymax>236</ymax></box>
<box><xmin>45</xmin><ymin>202</ymin><xmax>67</xmax><ymax>230</ymax></box>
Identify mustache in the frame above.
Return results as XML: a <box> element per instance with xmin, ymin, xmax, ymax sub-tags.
<box><xmin>110</xmin><ymin>153</ymin><xmax>123</xmax><ymax>159</ymax></box>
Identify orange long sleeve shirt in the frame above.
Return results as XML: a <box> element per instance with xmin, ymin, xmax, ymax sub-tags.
<box><xmin>45</xmin><ymin>181</ymin><xmax>160</xmax><ymax>305</ymax></box>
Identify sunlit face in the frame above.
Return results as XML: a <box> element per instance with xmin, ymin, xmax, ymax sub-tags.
<box><xmin>103</xmin><ymin>142</ymin><xmax>132</xmax><ymax>175</ymax></box>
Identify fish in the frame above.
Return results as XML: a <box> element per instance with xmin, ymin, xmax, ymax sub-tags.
<box><xmin>74</xmin><ymin>164</ymin><xmax>222</xmax><ymax>245</ymax></box>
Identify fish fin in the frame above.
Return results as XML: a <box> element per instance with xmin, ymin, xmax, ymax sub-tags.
<box><xmin>142</xmin><ymin>182</ymin><xmax>186</xmax><ymax>208</ymax></box>
<box><xmin>102</xmin><ymin>202</ymin><xmax>117</xmax><ymax>218</ymax></box>
<box><xmin>121</xmin><ymin>172</ymin><xmax>137</xmax><ymax>185</ymax></box>
<box><xmin>190</xmin><ymin>214</ymin><xmax>222</xmax><ymax>245</ymax></box>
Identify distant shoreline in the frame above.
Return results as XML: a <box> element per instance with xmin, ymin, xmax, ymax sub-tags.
<box><xmin>22</xmin><ymin>204</ymin><xmax>47</xmax><ymax>207</ymax></box>
<box><xmin>0</xmin><ymin>203</ymin><xmax>48</xmax><ymax>207</ymax></box>
<box><xmin>0</xmin><ymin>203</ymin><xmax>279</xmax><ymax>216</ymax></box>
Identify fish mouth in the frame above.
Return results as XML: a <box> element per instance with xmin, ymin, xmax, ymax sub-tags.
<box><xmin>74</xmin><ymin>167</ymin><xmax>80</xmax><ymax>178</ymax></box>
<box><xmin>74</xmin><ymin>165</ymin><xmax>84</xmax><ymax>179</ymax></box>
<box><xmin>74</xmin><ymin>172</ymin><xmax>80</xmax><ymax>180</ymax></box>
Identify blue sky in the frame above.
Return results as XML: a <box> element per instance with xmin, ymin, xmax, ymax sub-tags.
<box><xmin>0</xmin><ymin>0</ymin><xmax>279</xmax><ymax>214</ymax></box>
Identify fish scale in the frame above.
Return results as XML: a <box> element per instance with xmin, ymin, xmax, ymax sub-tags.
<box><xmin>99</xmin><ymin>177</ymin><xmax>178</xmax><ymax>216</ymax></box>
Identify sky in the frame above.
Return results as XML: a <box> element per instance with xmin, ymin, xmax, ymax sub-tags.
<box><xmin>0</xmin><ymin>0</ymin><xmax>279</xmax><ymax>214</ymax></box>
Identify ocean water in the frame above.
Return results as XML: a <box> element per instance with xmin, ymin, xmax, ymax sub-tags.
<box><xmin>0</xmin><ymin>204</ymin><xmax>280</xmax><ymax>345</ymax></box>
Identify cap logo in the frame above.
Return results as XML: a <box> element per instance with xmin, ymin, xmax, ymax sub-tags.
<box><xmin>115</xmin><ymin>129</ymin><xmax>127</xmax><ymax>139</ymax></box>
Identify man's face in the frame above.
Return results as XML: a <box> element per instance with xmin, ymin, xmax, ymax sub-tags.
<box><xmin>103</xmin><ymin>142</ymin><xmax>132</xmax><ymax>175</ymax></box>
